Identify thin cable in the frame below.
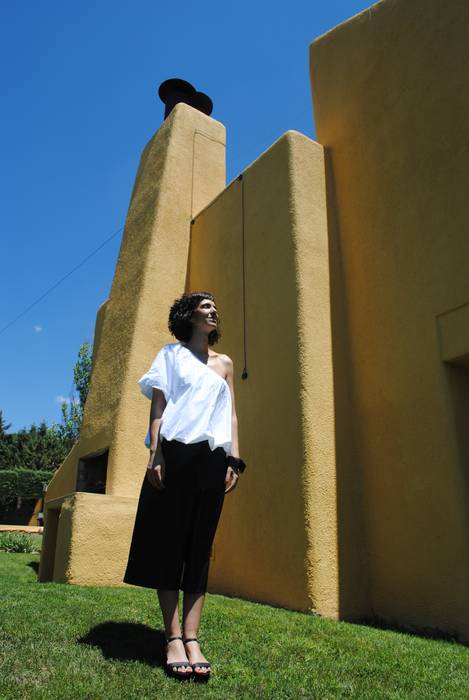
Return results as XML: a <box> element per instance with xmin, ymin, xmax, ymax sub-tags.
<box><xmin>239</xmin><ymin>174</ymin><xmax>248</xmax><ymax>380</ymax></box>
<box><xmin>0</xmin><ymin>225</ymin><xmax>123</xmax><ymax>337</ymax></box>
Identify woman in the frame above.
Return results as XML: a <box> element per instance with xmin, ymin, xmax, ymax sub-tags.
<box><xmin>123</xmin><ymin>291</ymin><xmax>245</xmax><ymax>681</ymax></box>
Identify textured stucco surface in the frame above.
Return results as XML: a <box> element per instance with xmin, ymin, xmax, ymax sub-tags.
<box><xmin>311</xmin><ymin>0</ymin><xmax>469</xmax><ymax>639</ymax></box>
<box><xmin>55</xmin><ymin>494</ymin><xmax>138</xmax><ymax>585</ymax></box>
<box><xmin>190</xmin><ymin>131</ymin><xmax>338</xmax><ymax>616</ymax></box>
<box><xmin>40</xmin><ymin>104</ymin><xmax>226</xmax><ymax>582</ymax></box>
<box><xmin>39</xmin><ymin>493</ymin><xmax>137</xmax><ymax>585</ymax></box>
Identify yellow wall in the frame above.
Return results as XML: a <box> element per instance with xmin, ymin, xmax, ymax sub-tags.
<box><xmin>189</xmin><ymin>131</ymin><xmax>338</xmax><ymax>616</ymax></box>
<box><xmin>45</xmin><ymin>103</ymin><xmax>226</xmax><ymax>504</ymax></box>
<box><xmin>39</xmin><ymin>492</ymin><xmax>137</xmax><ymax>585</ymax></box>
<box><xmin>40</xmin><ymin>105</ymin><xmax>339</xmax><ymax>620</ymax></box>
<box><xmin>27</xmin><ymin>498</ymin><xmax>42</xmax><ymax>526</ymax></box>
<box><xmin>310</xmin><ymin>0</ymin><xmax>469</xmax><ymax>638</ymax></box>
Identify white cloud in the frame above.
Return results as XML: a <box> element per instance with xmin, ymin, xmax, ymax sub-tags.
<box><xmin>55</xmin><ymin>395</ymin><xmax>79</xmax><ymax>406</ymax></box>
<box><xmin>33</xmin><ymin>325</ymin><xmax>43</xmax><ymax>333</ymax></box>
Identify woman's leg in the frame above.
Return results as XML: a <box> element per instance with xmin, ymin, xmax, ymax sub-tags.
<box><xmin>182</xmin><ymin>591</ymin><xmax>205</xmax><ymax>637</ymax></box>
<box><xmin>180</xmin><ymin>445</ymin><xmax>227</xmax><ymax>676</ymax></box>
<box><xmin>124</xmin><ymin>440</ymin><xmax>194</xmax><ymax>591</ymax></box>
<box><xmin>182</xmin><ymin>592</ymin><xmax>210</xmax><ymax>674</ymax></box>
<box><xmin>181</xmin><ymin>444</ymin><xmax>226</xmax><ymax>594</ymax></box>
<box><xmin>158</xmin><ymin>589</ymin><xmax>191</xmax><ymax>672</ymax></box>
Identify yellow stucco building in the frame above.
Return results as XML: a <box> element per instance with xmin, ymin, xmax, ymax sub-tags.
<box><xmin>40</xmin><ymin>0</ymin><xmax>469</xmax><ymax>643</ymax></box>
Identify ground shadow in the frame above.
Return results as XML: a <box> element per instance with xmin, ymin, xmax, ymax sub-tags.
<box><xmin>78</xmin><ymin>622</ymin><xmax>166</xmax><ymax>666</ymax></box>
<box><xmin>357</xmin><ymin>616</ymin><xmax>467</xmax><ymax>646</ymax></box>
<box><xmin>28</xmin><ymin>560</ymin><xmax>39</xmax><ymax>574</ymax></box>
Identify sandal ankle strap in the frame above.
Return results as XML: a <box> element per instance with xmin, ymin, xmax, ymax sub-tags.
<box><xmin>167</xmin><ymin>634</ymin><xmax>183</xmax><ymax>643</ymax></box>
<box><xmin>183</xmin><ymin>637</ymin><xmax>198</xmax><ymax>643</ymax></box>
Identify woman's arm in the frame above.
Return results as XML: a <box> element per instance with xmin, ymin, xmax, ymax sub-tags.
<box><xmin>225</xmin><ymin>356</ymin><xmax>240</xmax><ymax>458</ymax></box>
<box><xmin>147</xmin><ymin>387</ymin><xmax>167</xmax><ymax>489</ymax></box>
<box><xmin>224</xmin><ymin>356</ymin><xmax>240</xmax><ymax>493</ymax></box>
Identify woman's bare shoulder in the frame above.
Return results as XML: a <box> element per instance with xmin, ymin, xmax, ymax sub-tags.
<box><xmin>218</xmin><ymin>353</ymin><xmax>233</xmax><ymax>373</ymax></box>
<box><xmin>209</xmin><ymin>349</ymin><xmax>231</xmax><ymax>360</ymax></box>
<box><xmin>208</xmin><ymin>350</ymin><xmax>232</xmax><ymax>375</ymax></box>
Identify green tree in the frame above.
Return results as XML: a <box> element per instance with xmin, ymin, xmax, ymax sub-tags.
<box><xmin>13</xmin><ymin>421</ymin><xmax>71</xmax><ymax>471</ymax></box>
<box><xmin>0</xmin><ymin>411</ymin><xmax>14</xmax><ymax>470</ymax></box>
<box><xmin>59</xmin><ymin>341</ymin><xmax>93</xmax><ymax>444</ymax></box>
<box><xmin>0</xmin><ymin>341</ymin><xmax>93</xmax><ymax>477</ymax></box>
<box><xmin>0</xmin><ymin>411</ymin><xmax>11</xmax><ymax>435</ymax></box>
<box><xmin>0</xmin><ymin>418</ymin><xmax>70</xmax><ymax>472</ymax></box>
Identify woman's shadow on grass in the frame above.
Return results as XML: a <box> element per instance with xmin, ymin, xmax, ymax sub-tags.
<box><xmin>78</xmin><ymin>622</ymin><xmax>166</xmax><ymax>667</ymax></box>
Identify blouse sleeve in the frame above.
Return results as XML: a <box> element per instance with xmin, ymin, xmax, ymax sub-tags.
<box><xmin>138</xmin><ymin>345</ymin><xmax>171</xmax><ymax>402</ymax></box>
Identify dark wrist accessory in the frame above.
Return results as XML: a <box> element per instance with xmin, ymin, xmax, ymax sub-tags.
<box><xmin>226</xmin><ymin>455</ymin><xmax>246</xmax><ymax>474</ymax></box>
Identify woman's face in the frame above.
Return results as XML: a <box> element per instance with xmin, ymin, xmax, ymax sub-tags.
<box><xmin>190</xmin><ymin>298</ymin><xmax>219</xmax><ymax>332</ymax></box>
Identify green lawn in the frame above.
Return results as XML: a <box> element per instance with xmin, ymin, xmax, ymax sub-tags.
<box><xmin>0</xmin><ymin>553</ymin><xmax>467</xmax><ymax>700</ymax></box>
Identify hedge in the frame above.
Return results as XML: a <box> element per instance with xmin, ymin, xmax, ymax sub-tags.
<box><xmin>0</xmin><ymin>469</ymin><xmax>54</xmax><ymax>499</ymax></box>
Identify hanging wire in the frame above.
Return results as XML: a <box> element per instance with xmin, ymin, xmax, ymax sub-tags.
<box><xmin>238</xmin><ymin>174</ymin><xmax>248</xmax><ymax>380</ymax></box>
<box><xmin>0</xmin><ymin>225</ymin><xmax>123</xmax><ymax>337</ymax></box>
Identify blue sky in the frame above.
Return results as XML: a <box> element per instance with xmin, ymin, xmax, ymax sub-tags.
<box><xmin>1</xmin><ymin>0</ymin><xmax>371</xmax><ymax>432</ymax></box>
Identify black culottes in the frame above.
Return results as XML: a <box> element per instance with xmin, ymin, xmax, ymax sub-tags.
<box><xmin>123</xmin><ymin>438</ymin><xmax>227</xmax><ymax>593</ymax></box>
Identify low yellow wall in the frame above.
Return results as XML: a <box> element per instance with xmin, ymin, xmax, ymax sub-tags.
<box><xmin>39</xmin><ymin>493</ymin><xmax>137</xmax><ymax>585</ymax></box>
<box><xmin>310</xmin><ymin>0</ymin><xmax>469</xmax><ymax>639</ymax></box>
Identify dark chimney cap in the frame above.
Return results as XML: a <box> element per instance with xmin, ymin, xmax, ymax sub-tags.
<box><xmin>158</xmin><ymin>78</ymin><xmax>213</xmax><ymax>119</ymax></box>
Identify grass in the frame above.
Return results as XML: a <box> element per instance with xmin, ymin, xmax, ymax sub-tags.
<box><xmin>0</xmin><ymin>553</ymin><xmax>468</xmax><ymax>700</ymax></box>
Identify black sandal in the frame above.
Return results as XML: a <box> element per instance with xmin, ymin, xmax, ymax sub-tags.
<box><xmin>183</xmin><ymin>637</ymin><xmax>211</xmax><ymax>680</ymax></box>
<box><xmin>165</xmin><ymin>635</ymin><xmax>193</xmax><ymax>679</ymax></box>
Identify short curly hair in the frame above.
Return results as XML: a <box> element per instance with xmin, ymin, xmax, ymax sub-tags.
<box><xmin>168</xmin><ymin>291</ymin><xmax>221</xmax><ymax>345</ymax></box>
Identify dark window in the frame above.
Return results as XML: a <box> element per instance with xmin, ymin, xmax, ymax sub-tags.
<box><xmin>76</xmin><ymin>449</ymin><xmax>108</xmax><ymax>494</ymax></box>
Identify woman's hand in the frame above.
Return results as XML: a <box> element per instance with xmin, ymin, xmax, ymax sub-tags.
<box><xmin>146</xmin><ymin>451</ymin><xmax>166</xmax><ymax>490</ymax></box>
<box><xmin>224</xmin><ymin>466</ymin><xmax>239</xmax><ymax>494</ymax></box>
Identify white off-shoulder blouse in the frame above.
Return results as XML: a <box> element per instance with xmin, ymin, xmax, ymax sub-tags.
<box><xmin>138</xmin><ymin>342</ymin><xmax>232</xmax><ymax>456</ymax></box>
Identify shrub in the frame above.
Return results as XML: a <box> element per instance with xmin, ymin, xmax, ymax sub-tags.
<box><xmin>0</xmin><ymin>469</ymin><xmax>53</xmax><ymax>500</ymax></box>
<box><xmin>0</xmin><ymin>531</ymin><xmax>42</xmax><ymax>553</ymax></box>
